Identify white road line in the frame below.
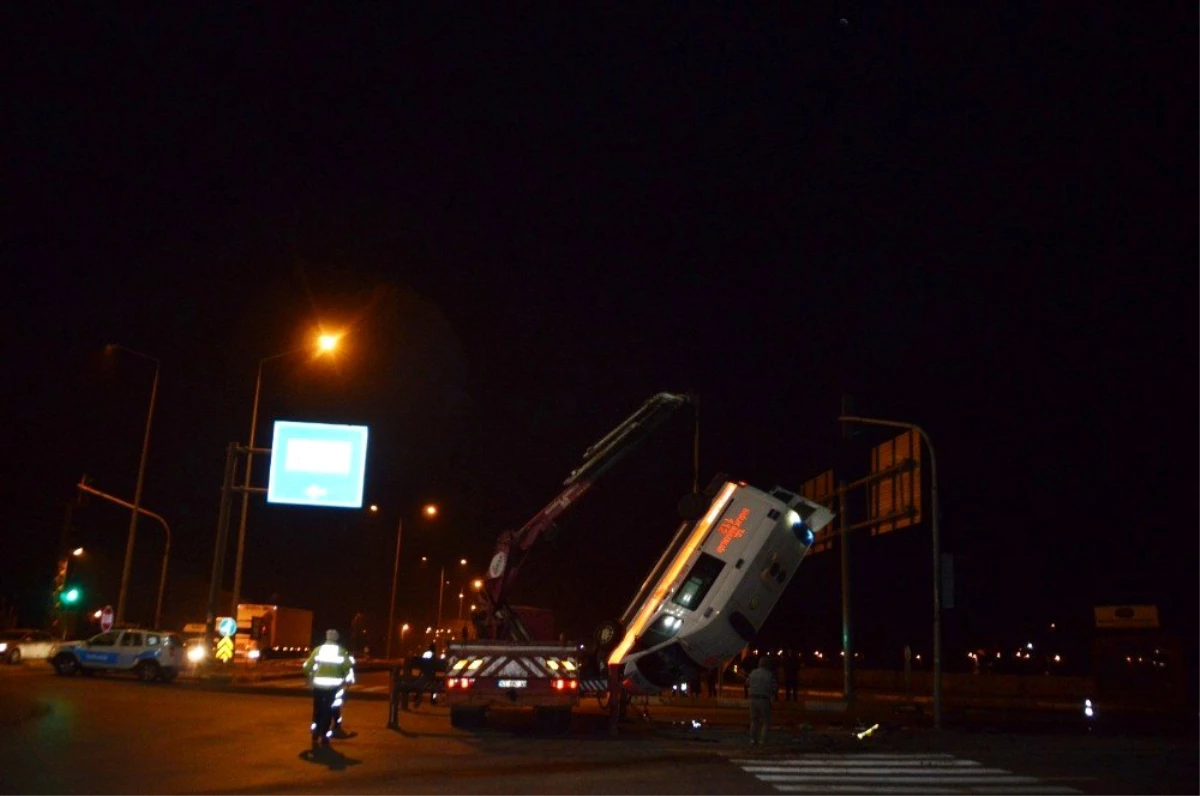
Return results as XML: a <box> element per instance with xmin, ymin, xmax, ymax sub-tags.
<box><xmin>743</xmin><ymin>760</ymin><xmax>986</xmax><ymax>769</ymax></box>
<box><xmin>752</xmin><ymin>767</ymin><xmax>1015</xmax><ymax>777</ymax></box>
<box><xmin>774</xmin><ymin>786</ymin><xmax>962</xmax><ymax>794</ymax></box>
<box><xmin>761</xmin><ymin>774</ymin><xmax>1038</xmax><ymax>785</ymax></box>
<box><xmin>735</xmin><ymin>753</ymin><xmax>1081</xmax><ymax>795</ymax></box>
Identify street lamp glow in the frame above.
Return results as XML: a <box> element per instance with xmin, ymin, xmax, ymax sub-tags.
<box><xmin>423</xmin><ymin>504</ymin><xmax>438</xmax><ymax>518</ymax></box>
<box><xmin>72</xmin><ymin>548</ymin><xmax>84</xmax><ymax>557</ymax></box>
<box><xmin>317</xmin><ymin>333</ymin><xmax>340</xmax><ymax>352</ymax></box>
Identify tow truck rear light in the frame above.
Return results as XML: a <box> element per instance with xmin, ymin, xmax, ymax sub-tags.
<box><xmin>447</xmin><ymin>677</ymin><xmax>473</xmax><ymax>690</ymax></box>
<box><xmin>552</xmin><ymin>679</ymin><xmax>579</xmax><ymax>691</ymax></box>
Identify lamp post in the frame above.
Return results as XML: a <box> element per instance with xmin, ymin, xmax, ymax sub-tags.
<box><xmin>230</xmin><ymin>334</ymin><xmax>339</xmax><ymax>618</ymax></box>
<box><xmin>76</xmin><ymin>480</ymin><xmax>171</xmax><ymax>631</ymax></box>
<box><xmin>430</xmin><ymin>557</ymin><xmax>468</xmax><ymax>635</ymax></box>
<box><xmin>106</xmin><ymin>344</ymin><xmax>160</xmax><ymax>626</ymax></box>
<box><xmin>384</xmin><ymin>503</ymin><xmax>438</xmax><ymax>660</ymax></box>
<box><xmin>838</xmin><ymin>414</ymin><xmax>942</xmax><ymax>730</ymax></box>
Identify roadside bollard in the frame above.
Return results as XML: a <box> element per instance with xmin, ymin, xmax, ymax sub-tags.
<box><xmin>387</xmin><ymin>665</ymin><xmax>401</xmax><ymax>729</ymax></box>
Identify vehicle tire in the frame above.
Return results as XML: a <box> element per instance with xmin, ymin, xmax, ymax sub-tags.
<box><xmin>8</xmin><ymin>648</ymin><xmax>20</xmax><ymax>665</ymax></box>
<box><xmin>136</xmin><ymin>661</ymin><xmax>161</xmax><ymax>683</ymax></box>
<box><xmin>53</xmin><ymin>654</ymin><xmax>80</xmax><ymax>676</ymax></box>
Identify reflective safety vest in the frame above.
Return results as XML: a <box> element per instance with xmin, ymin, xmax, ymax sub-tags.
<box><xmin>303</xmin><ymin>643</ymin><xmax>355</xmax><ymax>689</ymax></box>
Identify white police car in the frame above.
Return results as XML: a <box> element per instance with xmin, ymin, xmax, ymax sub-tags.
<box><xmin>50</xmin><ymin>628</ymin><xmax>184</xmax><ymax>683</ymax></box>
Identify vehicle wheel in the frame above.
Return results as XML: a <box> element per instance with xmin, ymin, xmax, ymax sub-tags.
<box><xmin>8</xmin><ymin>648</ymin><xmax>20</xmax><ymax>665</ymax></box>
<box><xmin>136</xmin><ymin>661</ymin><xmax>161</xmax><ymax>683</ymax></box>
<box><xmin>53</xmin><ymin>654</ymin><xmax>80</xmax><ymax>676</ymax></box>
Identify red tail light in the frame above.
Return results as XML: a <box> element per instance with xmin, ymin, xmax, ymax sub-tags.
<box><xmin>447</xmin><ymin>678</ymin><xmax>473</xmax><ymax>690</ymax></box>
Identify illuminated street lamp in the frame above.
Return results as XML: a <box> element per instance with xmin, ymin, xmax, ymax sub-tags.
<box><xmin>385</xmin><ymin>503</ymin><xmax>438</xmax><ymax>659</ymax></box>
<box><xmin>229</xmin><ymin>331</ymin><xmax>341</xmax><ymax>617</ymax></box>
<box><xmin>427</xmin><ymin>556</ymin><xmax>468</xmax><ymax>633</ymax></box>
<box><xmin>105</xmin><ymin>344</ymin><xmax>159</xmax><ymax>626</ymax></box>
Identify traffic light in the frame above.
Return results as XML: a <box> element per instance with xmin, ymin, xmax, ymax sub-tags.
<box><xmin>61</xmin><ymin>587</ymin><xmax>81</xmax><ymax>605</ymax></box>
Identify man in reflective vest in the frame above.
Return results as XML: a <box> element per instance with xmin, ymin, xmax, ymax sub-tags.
<box><xmin>303</xmin><ymin>629</ymin><xmax>355</xmax><ymax>748</ymax></box>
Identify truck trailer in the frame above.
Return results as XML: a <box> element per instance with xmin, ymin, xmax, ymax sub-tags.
<box><xmin>235</xmin><ymin>603</ymin><xmax>313</xmax><ymax>659</ymax></box>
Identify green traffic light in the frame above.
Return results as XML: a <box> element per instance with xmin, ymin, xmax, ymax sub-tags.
<box><xmin>62</xmin><ymin>587</ymin><xmax>80</xmax><ymax>604</ymax></box>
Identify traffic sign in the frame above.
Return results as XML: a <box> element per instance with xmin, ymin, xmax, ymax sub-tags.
<box><xmin>266</xmin><ymin>420</ymin><xmax>369</xmax><ymax>508</ymax></box>
<box><xmin>215</xmin><ymin>636</ymin><xmax>234</xmax><ymax>662</ymax></box>
<box><xmin>217</xmin><ymin>616</ymin><xmax>237</xmax><ymax>638</ymax></box>
<box><xmin>100</xmin><ymin>605</ymin><xmax>114</xmax><ymax>632</ymax></box>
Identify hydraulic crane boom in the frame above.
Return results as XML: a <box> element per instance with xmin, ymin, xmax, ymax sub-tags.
<box><xmin>478</xmin><ymin>392</ymin><xmax>693</xmax><ymax>641</ymax></box>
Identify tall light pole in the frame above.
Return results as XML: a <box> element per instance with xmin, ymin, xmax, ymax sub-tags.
<box><xmin>77</xmin><ymin>480</ymin><xmax>171</xmax><ymax>631</ymax></box>
<box><xmin>230</xmin><ymin>333</ymin><xmax>339</xmax><ymax>619</ymax></box>
<box><xmin>385</xmin><ymin>503</ymin><xmax>438</xmax><ymax>659</ymax></box>
<box><xmin>839</xmin><ymin>414</ymin><xmax>942</xmax><ymax>730</ymax></box>
<box><xmin>435</xmin><ymin>557</ymin><xmax>467</xmax><ymax>633</ymax></box>
<box><xmin>106</xmin><ymin>344</ymin><xmax>160</xmax><ymax>626</ymax></box>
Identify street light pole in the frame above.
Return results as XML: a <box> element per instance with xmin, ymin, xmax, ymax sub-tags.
<box><xmin>109</xmin><ymin>345</ymin><xmax>160</xmax><ymax>626</ymax></box>
<box><xmin>839</xmin><ymin>414</ymin><xmax>942</xmax><ymax>730</ymax></box>
<box><xmin>436</xmin><ymin>564</ymin><xmax>445</xmax><ymax>634</ymax></box>
<box><xmin>230</xmin><ymin>355</ymin><xmax>268</xmax><ymax>620</ymax></box>
<box><xmin>77</xmin><ymin>480</ymin><xmax>171</xmax><ymax>631</ymax></box>
<box><xmin>386</xmin><ymin>518</ymin><xmax>403</xmax><ymax>659</ymax></box>
<box><xmin>229</xmin><ymin>335</ymin><xmax>339</xmax><ymax>619</ymax></box>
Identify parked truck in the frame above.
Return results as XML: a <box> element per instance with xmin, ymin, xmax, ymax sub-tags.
<box><xmin>235</xmin><ymin>603</ymin><xmax>313</xmax><ymax>659</ymax></box>
<box><xmin>444</xmin><ymin>393</ymin><xmax>694</xmax><ymax>730</ymax></box>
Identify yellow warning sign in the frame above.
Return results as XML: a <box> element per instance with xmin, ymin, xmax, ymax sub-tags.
<box><xmin>216</xmin><ymin>636</ymin><xmax>234</xmax><ymax>662</ymax></box>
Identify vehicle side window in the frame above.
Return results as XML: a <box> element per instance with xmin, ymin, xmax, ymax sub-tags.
<box><xmin>90</xmin><ymin>632</ymin><xmax>120</xmax><ymax>647</ymax></box>
<box><xmin>121</xmin><ymin>633</ymin><xmax>144</xmax><ymax>647</ymax></box>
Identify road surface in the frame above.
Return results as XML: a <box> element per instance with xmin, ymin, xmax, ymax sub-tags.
<box><xmin>1</xmin><ymin>661</ymin><xmax>1194</xmax><ymax>794</ymax></box>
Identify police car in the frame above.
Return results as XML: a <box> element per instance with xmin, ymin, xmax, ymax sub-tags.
<box><xmin>50</xmin><ymin>628</ymin><xmax>185</xmax><ymax>683</ymax></box>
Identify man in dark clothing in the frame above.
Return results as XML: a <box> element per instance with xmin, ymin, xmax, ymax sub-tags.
<box><xmin>746</xmin><ymin>658</ymin><xmax>777</xmax><ymax>745</ymax></box>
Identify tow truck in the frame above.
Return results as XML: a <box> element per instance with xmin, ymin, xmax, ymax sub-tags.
<box><xmin>443</xmin><ymin>392</ymin><xmax>695</xmax><ymax>730</ymax></box>
<box><xmin>442</xmin><ymin>391</ymin><xmax>832</xmax><ymax>731</ymax></box>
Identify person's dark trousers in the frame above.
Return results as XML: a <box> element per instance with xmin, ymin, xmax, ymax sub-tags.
<box><xmin>311</xmin><ymin>688</ymin><xmax>337</xmax><ymax>743</ymax></box>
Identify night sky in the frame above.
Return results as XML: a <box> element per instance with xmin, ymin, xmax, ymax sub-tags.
<box><xmin>3</xmin><ymin>5</ymin><xmax>1195</xmax><ymax>671</ymax></box>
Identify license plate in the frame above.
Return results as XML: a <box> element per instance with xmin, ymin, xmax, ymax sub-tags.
<box><xmin>497</xmin><ymin>679</ymin><xmax>527</xmax><ymax>689</ymax></box>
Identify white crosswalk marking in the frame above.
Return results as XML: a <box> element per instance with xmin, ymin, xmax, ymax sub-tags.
<box><xmin>731</xmin><ymin>753</ymin><xmax>1083</xmax><ymax>794</ymax></box>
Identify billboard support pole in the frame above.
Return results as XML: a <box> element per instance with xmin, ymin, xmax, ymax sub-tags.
<box><xmin>838</xmin><ymin>416</ymin><xmax>941</xmax><ymax>730</ymax></box>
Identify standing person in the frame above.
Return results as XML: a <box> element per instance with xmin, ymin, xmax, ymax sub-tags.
<box><xmin>747</xmin><ymin>657</ymin><xmax>777</xmax><ymax>746</ymax></box>
<box><xmin>302</xmin><ymin>629</ymin><xmax>355</xmax><ymax>749</ymax></box>
<box><xmin>783</xmin><ymin>648</ymin><xmax>800</xmax><ymax>702</ymax></box>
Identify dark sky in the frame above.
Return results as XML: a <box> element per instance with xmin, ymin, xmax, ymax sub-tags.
<box><xmin>2</xmin><ymin>4</ymin><xmax>1195</xmax><ymax>667</ymax></box>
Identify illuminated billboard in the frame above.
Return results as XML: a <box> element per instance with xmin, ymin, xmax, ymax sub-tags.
<box><xmin>266</xmin><ymin>420</ymin><xmax>369</xmax><ymax>508</ymax></box>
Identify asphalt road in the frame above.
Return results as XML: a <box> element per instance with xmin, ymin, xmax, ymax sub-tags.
<box><xmin>1</xmin><ymin>661</ymin><xmax>1195</xmax><ymax>794</ymax></box>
